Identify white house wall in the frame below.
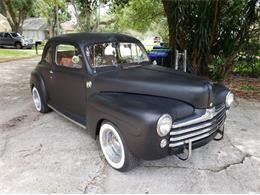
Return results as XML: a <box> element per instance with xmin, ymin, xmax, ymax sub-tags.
<box><xmin>22</xmin><ymin>30</ymin><xmax>45</xmax><ymax>42</ymax></box>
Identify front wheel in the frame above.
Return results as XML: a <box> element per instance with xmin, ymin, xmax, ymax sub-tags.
<box><xmin>99</xmin><ymin>122</ymin><xmax>138</xmax><ymax>172</ymax></box>
<box><xmin>15</xmin><ymin>42</ymin><xmax>22</xmax><ymax>49</ymax></box>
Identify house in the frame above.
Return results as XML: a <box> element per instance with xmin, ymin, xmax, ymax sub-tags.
<box><xmin>22</xmin><ymin>18</ymin><xmax>49</xmax><ymax>42</ymax></box>
<box><xmin>0</xmin><ymin>14</ymin><xmax>11</xmax><ymax>32</ymax></box>
<box><xmin>61</xmin><ymin>21</ymin><xmax>75</xmax><ymax>34</ymax></box>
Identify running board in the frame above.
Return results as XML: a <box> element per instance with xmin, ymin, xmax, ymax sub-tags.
<box><xmin>47</xmin><ymin>104</ymin><xmax>87</xmax><ymax>129</ymax></box>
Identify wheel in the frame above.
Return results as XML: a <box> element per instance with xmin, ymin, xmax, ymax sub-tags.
<box><xmin>99</xmin><ymin>122</ymin><xmax>138</xmax><ymax>172</ymax></box>
<box><xmin>15</xmin><ymin>42</ymin><xmax>22</xmax><ymax>49</ymax></box>
<box><xmin>32</xmin><ymin>86</ymin><xmax>50</xmax><ymax>113</ymax></box>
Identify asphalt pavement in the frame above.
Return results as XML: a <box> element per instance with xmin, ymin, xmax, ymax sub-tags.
<box><xmin>0</xmin><ymin>57</ymin><xmax>259</xmax><ymax>193</ymax></box>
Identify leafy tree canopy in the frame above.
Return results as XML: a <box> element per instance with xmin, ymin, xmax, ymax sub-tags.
<box><xmin>0</xmin><ymin>0</ymin><xmax>35</xmax><ymax>32</ymax></box>
<box><xmin>162</xmin><ymin>0</ymin><xmax>259</xmax><ymax>80</ymax></box>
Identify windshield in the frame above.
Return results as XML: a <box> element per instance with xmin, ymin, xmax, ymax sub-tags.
<box><xmin>86</xmin><ymin>42</ymin><xmax>150</xmax><ymax>68</ymax></box>
<box><xmin>10</xmin><ymin>33</ymin><xmax>22</xmax><ymax>37</ymax></box>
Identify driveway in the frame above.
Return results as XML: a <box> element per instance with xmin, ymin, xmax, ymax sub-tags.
<box><xmin>0</xmin><ymin>57</ymin><xmax>259</xmax><ymax>193</ymax></box>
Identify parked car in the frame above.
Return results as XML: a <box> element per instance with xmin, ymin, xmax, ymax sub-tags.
<box><xmin>0</xmin><ymin>32</ymin><xmax>33</xmax><ymax>49</ymax></box>
<box><xmin>148</xmin><ymin>44</ymin><xmax>172</xmax><ymax>67</ymax></box>
<box><xmin>30</xmin><ymin>33</ymin><xmax>234</xmax><ymax>172</ymax></box>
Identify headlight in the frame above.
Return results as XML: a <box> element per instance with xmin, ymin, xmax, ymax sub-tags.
<box><xmin>225</xmin><ymin>91</ymin><xmax>234</xmax><ymax>107</ymax></box>
<box><xmin>157</xmin><ymin>114</ymin><xmax>172</xmax><ymax>137</ymax></box>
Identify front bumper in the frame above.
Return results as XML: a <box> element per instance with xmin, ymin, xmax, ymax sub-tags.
<box><xmin>22</xmin><ymin>44</ymin><xmax>33</xmax><ymax>48</ymax></box>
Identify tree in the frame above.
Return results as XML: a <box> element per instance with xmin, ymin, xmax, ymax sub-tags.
<box><xmin>109</xmin><ymin>0</ymin><xmax>168</xmax><ymax>41</ymax></box>
<box><xmin>71</xmin><ymin>0</ymin><xmax>103</xmax><ymax>32</ymax></box>
<box><xmin>162</xmin><ymin>0</ymin><xmax>259</xmax><ymax>80</ymax></box>
<box><xmin>110</xmin><ymin>0</ymin><xmax>259</xmax><ymax>80</ymax></box>
<box><xmin>37</xmin><ymin>0</ymin><xmax>70</xmax><ymax>37</ymax></box>
<box><xmin>0</xmin><ymin>0</ymin><xmax>35</xmax><ymax>32</ymax></box>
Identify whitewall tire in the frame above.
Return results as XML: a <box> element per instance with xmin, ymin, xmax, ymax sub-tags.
<box><xmin>99</xmin><ymin>122</ymin><xmax>137</xmax><ymax>172</ymax></box>
<box><xmin>32</xmin><ymin>87</ymin><xmax>42</xmax><ymax>111</ymax></box>
<box><xmin>31</xmin><ymin>86</ymin><xmax>50</xmax><ymax>113</ymax></box>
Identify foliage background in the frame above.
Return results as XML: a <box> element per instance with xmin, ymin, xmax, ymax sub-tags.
<box><xmin>0</xmin><ymin>0</ymin><xmax>259</xmax><ymax>81</ymax></box>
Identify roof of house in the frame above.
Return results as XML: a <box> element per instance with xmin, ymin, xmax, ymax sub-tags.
<box><xmin>48</xmin><ymin>32</ymin><xmax>141</xmax><ymax>45</ymax></box>
<box><xmin>22</xmin><ymin>18</ymin><xmax>48</xmax><ymax>31</ymax></box>
<box><xmin>0</xmin><ymin>14</ymin><xmax>11</xmax><ymax>32</ymax></box>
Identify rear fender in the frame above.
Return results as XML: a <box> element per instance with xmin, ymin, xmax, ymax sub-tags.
<box><xmin>30</xmin><ymin>70</ymin><xmax>48</xmax><ymax>101</ymax></box>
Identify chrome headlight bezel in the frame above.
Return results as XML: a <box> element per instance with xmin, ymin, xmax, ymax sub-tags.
<box><xmin>157</xmin><ymin>114</ymin><xmax>173</xmax><ymax>137</ymax></box>
<box><xmin>225</xmin><ymin>91</ymin><xmax>234</xmax><ymax>108</ymax></box>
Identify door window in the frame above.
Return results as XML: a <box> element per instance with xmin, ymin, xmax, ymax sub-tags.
<box><xmin>43</xmin><ymin>46</ymin><xmax>53</xmax><ymax>64</ymax></box>
<box><xmin>55</xmin><ymin>44</ymin><xmax>82</xmax><ymax>69</ymax></box>
<box><xmin>4</xmin><ymin>33</ymin><xmax>11</xmax><ymax>38</ymax></box>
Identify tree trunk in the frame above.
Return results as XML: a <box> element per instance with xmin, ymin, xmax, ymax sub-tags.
<box><xmin>162</xmin><ymin>0</ymin><xmax>177</xmax><ymax>67</ymax></box>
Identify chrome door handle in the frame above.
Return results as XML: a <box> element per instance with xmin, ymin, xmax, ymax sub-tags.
<box><xmin>49</xmin><ymin>70</ymin><xmax>54</xmax><ymax>74</ymax></box>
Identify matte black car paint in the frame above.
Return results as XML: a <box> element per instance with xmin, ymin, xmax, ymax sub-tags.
<box><xmin>30</xmin><ymin>33</ymin><xmax>230</xmax><ymax>160</ymax></box>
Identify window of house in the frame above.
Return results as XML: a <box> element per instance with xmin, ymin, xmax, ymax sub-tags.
<box><xmin>55</xmin><ymin>44</ymin><xmax>82</xmax><ymax>69</ymax></box>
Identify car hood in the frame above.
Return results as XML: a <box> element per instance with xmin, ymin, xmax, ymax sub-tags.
<box><xmin>93</xmin><ymin>65</ymin><xmax>212</xmax><ymax>109</ymax></box>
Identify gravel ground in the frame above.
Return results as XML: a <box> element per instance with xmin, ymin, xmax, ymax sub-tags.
<box><xmin>0</xmin><ymin>57</ymin><xmax>259</xmax><ymax>193</ymax></box>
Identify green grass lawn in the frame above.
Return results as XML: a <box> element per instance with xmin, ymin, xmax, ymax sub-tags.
<box><xmin>0</xmin><ymin>48</ymin><xmax>43</xmax><ymax>62</ymax></box>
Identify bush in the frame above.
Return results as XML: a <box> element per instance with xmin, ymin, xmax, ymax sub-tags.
<box><xmin>208</xmin><ymin>56</ymin><xmax>225</xmax><ymax>82</ymax></box>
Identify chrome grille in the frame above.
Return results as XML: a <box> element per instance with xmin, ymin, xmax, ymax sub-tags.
<box><xmin>169</xmin><ymin>104</ymin><xmax>226</xmax><ymax>148</ymax></box>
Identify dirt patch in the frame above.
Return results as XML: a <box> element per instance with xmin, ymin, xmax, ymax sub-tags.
<box><xmin>1</xmin><ymin>115</ymin><xmax>28</xmax><ymax>130</ymax></box>
<box><xmin>224</xmin><ymin>76</ymin><xmax>260</xmax><ymax>100</ymax></box>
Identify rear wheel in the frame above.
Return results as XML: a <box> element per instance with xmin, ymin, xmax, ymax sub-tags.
<box><xmin>32</xmin><ymin>86</ymin><xmax>50</xmax><ymax>113</ymax></box>
<box><xmin>99</xmin><ymin>122</ymin><xmax>138</xmax><ymax>172</ymax></box>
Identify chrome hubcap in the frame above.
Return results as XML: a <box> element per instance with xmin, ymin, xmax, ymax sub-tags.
<box><xmin>32</xmin><ymin>87</ymin><xmax>41</xmax><ymax>111</ymax></box>
<box><xmin>100</xmin><ymin>124</ymin><xmax>125</xmax><ymax>169</ymax></box>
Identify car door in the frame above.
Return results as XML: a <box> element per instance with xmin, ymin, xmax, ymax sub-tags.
<box><xmin>38</xmin><ymin>43</ymin><xmax>56</xmax><ymax>105</ymax></box>
<box><xmin>3</xmin><ymin>33</ymin><xmax>13</xmax><ymax>45</ymax></box>
<box><xmin>49</xmin><ymin>43</ymin><xmax>87</xmax><ymax>124</ymax></box>
<box><xmin>0</xmin><ymin>33</ymin><xmax>4</xmax><ymax>45</ymax></box>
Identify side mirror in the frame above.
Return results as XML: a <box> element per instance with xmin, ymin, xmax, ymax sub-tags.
<box><xmin>152</xmin><ymin>60</ymin><xmax>157</xmax><ymax>65</ymax></box>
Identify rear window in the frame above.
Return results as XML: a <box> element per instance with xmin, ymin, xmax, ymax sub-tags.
<box><xmin>55</xmin><ymin>44</ymin><xmax>82</xmax><ymax>69</ymax></box>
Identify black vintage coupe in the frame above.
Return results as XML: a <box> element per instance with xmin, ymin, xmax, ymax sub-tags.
<box><xmin>30</xmin><ymin>33</ymin><xmax>234</xmax><ymax>171</ymax></box>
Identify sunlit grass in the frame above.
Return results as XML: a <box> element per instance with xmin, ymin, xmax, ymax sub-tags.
<box><xmin>0</xmin><ymin>48</ymin><xmax>43</xmax><ymax>62</ymax></box>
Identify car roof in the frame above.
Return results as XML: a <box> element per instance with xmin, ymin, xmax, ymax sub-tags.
<box><xmin>48</xmin><ymin>32</ymin><xmax>141</xmax><ymax>45</ymax></box>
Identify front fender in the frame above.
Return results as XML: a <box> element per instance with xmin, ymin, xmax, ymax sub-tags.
<box><xmin>212</xmin><ymin>83</ymin><xmax>229</xmax><ymax>106</ymax></box>
<box><xmin>87</xmin><ymin>92</ymin><xmax>194</xmax><ymax>160</ymax></box>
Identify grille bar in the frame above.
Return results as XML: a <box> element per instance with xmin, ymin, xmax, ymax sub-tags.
<box><xmin>170</xmin><ymin>111</ymin><xmax>226</xmax><ymax>136</ymax></box>
<box><xmin>169</xmin><ymin>104</ymin><xmax>226</xmax><ymax>148</ymax></box>
<box><xmin>169</xmin><ymin>130</ymin><xmax>216</xmax><ymax>147</ymax></box>
<box><xmin>170</xmin><ymin>115</ymin><xmax>225</xmax><ymax>142</ymax></box>
<box><xmin>172</xmin><ymin>104</ymin><xmax>225</xmax><ymax>129</ymax></box>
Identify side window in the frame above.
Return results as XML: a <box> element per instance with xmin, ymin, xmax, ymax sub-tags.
<box><xmin>43</xmin><ymin>46</ymin><xmax>53</xmax><ymax>64</ymax></box>
<box><xmin>55</xmin><ymin>44</ymin><xmax>82</xmax><ymax>69</ymax></box>
<box><xmin>0</xmin><ymin>33</ymin><xmax>3</xmax><ymax>37</ymax></box>
<box><xmin>4</xmin><ymin>33</ymin><xmax>11</xmax><ymax>38</ymax></box>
